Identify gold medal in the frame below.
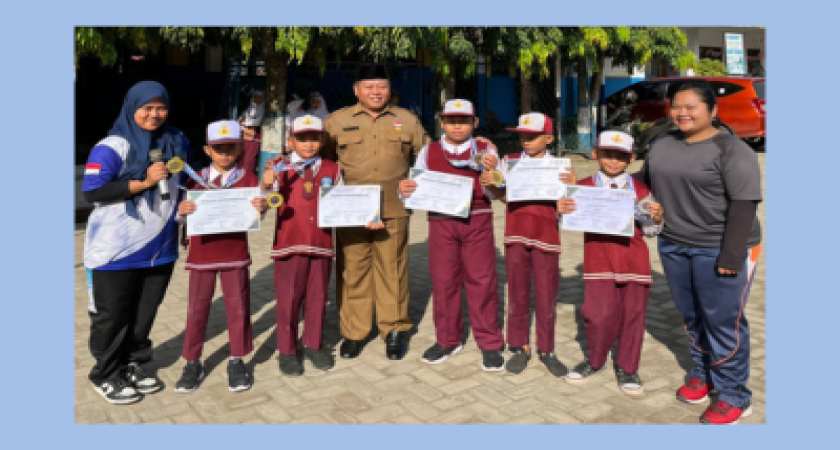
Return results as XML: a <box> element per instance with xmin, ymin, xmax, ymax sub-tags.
<box><xmin>166</xmin><ymin>156</ymin><xmax>184</xmax><ymax>173</ymax></box>
<box><xmin>266</xmin><ymin>192</ymin><xmax>284</xmax><ymax>208</ymax></box>
<box><xmin>490</xmin><ymin>170</ymin><xmax>504</xmax><ymax>186</ymax></box>
<box><xmin>304</xmin><ymin>181</ymin><xmax>314</xmax><ymax>193</ymax></box>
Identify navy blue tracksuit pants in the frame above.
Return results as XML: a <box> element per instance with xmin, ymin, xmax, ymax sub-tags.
<box><xmin>658</xmin><ymin>237</ymin><xmax>760</xmax><ymax>409</ymax></box>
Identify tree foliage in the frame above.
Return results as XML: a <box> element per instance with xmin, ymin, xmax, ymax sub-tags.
<box><xmin>75</xmin><ymin>26</ymin><xmax>696</xmax><ymax>120</ymax></box>
<box><xmin>694</xmin><ymin>58</ymin><xmax>728</xmax><ymax>76</ymax></box>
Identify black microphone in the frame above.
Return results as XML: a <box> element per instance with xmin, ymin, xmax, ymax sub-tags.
<box><xmin>148</xmin><ymin>149</ymin><xmax>170</xmax><ymax>201</ymax></box>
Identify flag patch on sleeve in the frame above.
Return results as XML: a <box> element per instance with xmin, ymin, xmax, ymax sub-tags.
<box><xmin>85</xmin><ymin>163</ymin><xmax>102</xmax><ymax>175</ymax></box>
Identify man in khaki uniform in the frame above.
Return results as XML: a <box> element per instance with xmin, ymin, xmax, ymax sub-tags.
<box><xmin>323</xmin><ymin>64</ymin><xmax>430</xmax><ymax>360</ymax></box>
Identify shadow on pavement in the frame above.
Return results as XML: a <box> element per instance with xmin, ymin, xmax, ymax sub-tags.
<box><xmin>557</xmin><ymin>263</ymin><xmax>693</xmax><ymax>374</ymax></box>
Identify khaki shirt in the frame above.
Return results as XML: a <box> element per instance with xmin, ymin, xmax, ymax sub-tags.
<box><xmin>324</xmin><ymin>103</ymin><xmax>430</xmax><ymax>218</ymax></box>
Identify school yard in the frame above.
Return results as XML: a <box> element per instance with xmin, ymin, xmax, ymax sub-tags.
<box><xmin>73</xmin><ymin>153</ymin><xmax>767</xmax><ymax>424</ymax></box>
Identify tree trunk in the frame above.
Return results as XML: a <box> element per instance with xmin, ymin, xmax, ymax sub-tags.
<box><xmin>589</xmin><ymin>50</ymin><xmax>606</xmax><ymax>132</ymax></box>
<box><xmin>260</xmin><ymin>27</ymin><xmax>290</xmax><ymax>161</ymax></box>
<box><xmin>435</xmin><ymin>58</ymin><xmax>456</xmax><ymax>137</ymax></box>
<box><xmin>576</xmin><ymin>57</ymin><xmax>591</xmax><ymax>149</ymax></box>
<box><xmin>520</xmin><ymin>73</ymin><xmax>534</xmax><ymax>113</ymax></box>
<box><xmin>262</xmin><ymin>28</ymin><xmax>288</xmax><ymax>115</ymax></box>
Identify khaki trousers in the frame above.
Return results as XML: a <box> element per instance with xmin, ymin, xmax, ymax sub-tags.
<box><xmin>336</xmin><ymin>217</ymin><xmax>412</xmax><ymax>340</ymax></box>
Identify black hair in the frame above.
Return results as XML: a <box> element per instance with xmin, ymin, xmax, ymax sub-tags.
<box><xmin>669</xmin><ymin>80</ymin><xmax>717</xmax><ymax>112</ymax></box>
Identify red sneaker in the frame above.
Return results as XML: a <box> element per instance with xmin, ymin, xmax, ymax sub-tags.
<box><xmin>676</xmin><ymin>377</ymin><xmax>712</xmax><ymax>404</ymax></box>
<box><xmin>700</xmin><ymin>400</ymin><xmax>752</xmax><ymax>424</ymax></box>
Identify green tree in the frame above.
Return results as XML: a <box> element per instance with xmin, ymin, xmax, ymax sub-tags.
<box><xmin>560</xmin><ymin>27</ymin><xmax>695</xmax><ymax>148</ymax></box>
<box><xmin>75</xmin><ymin>27</ymin><xmax>164</xmax><ymax>66</ymax></box>
<box><xmin>694</xmin><ymin>58</ymin><xmax>729</xmax><ymax>76</ymax></box>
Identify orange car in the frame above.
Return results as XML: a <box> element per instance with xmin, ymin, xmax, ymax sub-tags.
<box><xmin>606</xmin><ymin>76</ymin><xmax>765</xmax><ymax>142</ymax></box>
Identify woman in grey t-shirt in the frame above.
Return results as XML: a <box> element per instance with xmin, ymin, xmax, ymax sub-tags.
<box><xmin>636</xmin><ymin>80</ymin><xmax>762</xmax><ymax>425</ymax></box>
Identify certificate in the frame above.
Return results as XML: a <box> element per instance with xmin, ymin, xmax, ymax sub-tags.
<box><xmin>186</xmin><ymin>187</ymin><xmax>261</xmax><ymax>236</ymax></box>
<box><xmin>506</xmin><ymin>157</ymin><xmax>571</xmax><ymax>202</ymax></box>
<box><xmin>561</xmin><ymin>185</ymin><xmax>635</xmax><ymax>237</ymax></box>
<box><xmin>404</xmin><ymin>168</ymin><xmax>473</xmax><ymax>218</ymax></box>
<box><xmin>318</xmin><ymin>185</ymin><xmax>381</xmax><ymax>228</ymax></box>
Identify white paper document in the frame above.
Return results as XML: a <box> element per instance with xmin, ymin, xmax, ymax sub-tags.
<box><xmin>505</xmin><ymin>157</ymin><xmax>571</xmax><ymax>202</ymax></box>
<box><xmin>404</xmin><ymin>168</ymin><xmax>473</xmax><ymax>218</ymax></box>
<box><xmin>561</xmin><ymin>185</ymin><xmax>636</xmax><ymax>237</ymax></box>
<box><xmin>186</xmin><ymin>187</ymin><xmax>261</xmax><ymax>236</ymax></box>
<box><xmin>318</xmin><ymin>185</ymin><xmax>381</xmax><ymax>228</ymax></box>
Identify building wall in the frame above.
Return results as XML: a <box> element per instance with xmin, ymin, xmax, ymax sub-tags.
<box><xmin>681</xmin><ymin>27</ymin><xmax>766</xmax><ymax>76</ymax></box>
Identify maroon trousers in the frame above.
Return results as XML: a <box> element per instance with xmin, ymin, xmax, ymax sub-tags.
<box><xmin>505</xmin><ymin>244</ymin><xmax>559</xmax><ymax>352</ymax></box>
<box><xmin>274</xmin><ymin>255</ymin><xmax>331</xmax><ymax>355</ymax></box>
<box><xmin>581</xmin><ymin>281</ymin><xmax>649</xmax><ymax>373</ymax></box>
<box><xmin>428</xmin><ymin>214</ymin><xmax>504</xmax><ymax>351</ymax></box>
<box><xmin>182</xmin><ymin>268</ymin><xmax>253</xmax><ymax>360</ymax></box>
<box><xmin>241</xmin><ymin>139</ymin><xmax>260</xmax><ymax>175</ymax></box>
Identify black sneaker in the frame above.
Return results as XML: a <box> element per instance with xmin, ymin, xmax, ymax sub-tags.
<box><xmin>303</xmin><ymin>346</ymin><xmax>335</xmax><ymax>370</ymax></box>
<box><xmin>615</xmin><ymin>366</ymin><xmax>644</xmax><ymax>396</ymax></box>
<box><xmin>174</xmin><ymin>360</ymin><xmax>205</xmax><ymax>394</ymax></box>
<box><xmin>564</xmin><ymin>359</ymin><xmax>605</xmax><ymax>385</ymax></box>
<box><xmin>481</xmin><ymin>349</ymin><xmax>505</xmax><ymax>372</ymax></box>
<box><xmin>227</xmin><ymin>359</ymin><xmax>253</xmax><ymax>392</ymax></box>
<box><xmin>126</xmin><ymin>362</ymin><xmax>164</xmax><ymax>394</ymax></box>
<box><xmin>93</xmin><ymin>371</ymin><xmax>142</xmax><ymax>405</ymax></box>
<box><xmin>505</xmin><ymin>347</ymin><xmax>531</xmax><ymax>374</ymax></box>
<box><xmin>421</xmin><ymin>343</ymin><xmax>463</xmax><ymax>364</ymax></box>
<box><xmin>278</xmin><ymin>353</ymin><xmax>303</xmax><ymax>377</ymax></box>
<box><xmin>538</xmin><ymin>351</ymin><xmax>569</xmax><ymax>377</ymax></box>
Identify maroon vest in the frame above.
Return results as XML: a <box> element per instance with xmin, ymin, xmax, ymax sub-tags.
<box><xmin>503</xmin><ymin>154</ymin><xmax>561</xmax><ymax>254</ymax></box>
<box><xmin>271</xmin><ymin>160</ymin><xmax>340</xmax><ymax>259</ymax></box>
<box><xmin>579</xmin><ymin>175</ymin><xmax>652</xmax><ymax>285</ymax></box>
<box><xmin>185</xmin><ymin>171</ymin><xmax>258</xmax><ymax>270</ymax></box>
<box><xmin>425</xmin><ymin>139</ymin><xmax>492</xmax><ymax>218</ymax></box>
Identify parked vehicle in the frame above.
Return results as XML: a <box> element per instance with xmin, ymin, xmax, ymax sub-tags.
<box><xmin>605</xmin><ymin>76</ymin><xmax>765</xmax><ymax>144</ymax></box>
<box><xmin>604</xmin><ymin>89</ymin><xmax>736</xmax><ymax>156</ymax></box>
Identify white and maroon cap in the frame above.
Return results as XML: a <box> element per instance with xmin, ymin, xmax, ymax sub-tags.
<box><xmin>207</xmin><ymin>120</ymin><xmax>243</xmax><ymax>145</ymax></box>
<box><xmin>441</xmin><ymin>99</ymin><xmax>475</xmax><ymax>116</ymax></box>
<box><xmin>595</xmin><ymin>130</ymin><xmax>634</xmax><ymax>153</ymax></box>
<box><xmin>291</xmin><ymin>114</ymin><xmax>324</xmax><ymax>134</ymax></box>
<box><xmin>506</xmin><ymin>112</ymin><xmax>553</xmax><ymax>133</ymax></box>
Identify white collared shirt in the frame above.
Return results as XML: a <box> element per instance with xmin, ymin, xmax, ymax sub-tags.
<box><xmin>595</xmin><ymin>171</ymin><xmax>629</xmax><ymax>189</ymax></box>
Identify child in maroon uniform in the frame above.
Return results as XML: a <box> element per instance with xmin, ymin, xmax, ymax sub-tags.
<box><xmin>174</xmin><ymin>120</ymin><xmax>268</xmax><ymax>394</ymax></box>
<box><xmin>398</xmin><ymin>99</ymin><xmax>506</xmax><ymax>372</ymax></box>
<box><xmin>482</xmin><ymin>112</ymin><xmax>573</xmax><ymax>377</ymax></box>
<box><xmin>558</xmin><ymin>130</ymin><xmax>664</xmax><ymax>396</ymax></box>
<box><xmin>262</xmin><ymin>114</ymin><xmax>342</xmax><ymax>377</ymax></box>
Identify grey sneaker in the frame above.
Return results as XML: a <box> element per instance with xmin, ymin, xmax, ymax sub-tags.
<box><xmin>174</xmin><ymin>360</ymin><xmax>205</xmax><ymax>394</ymax></box>
<box><xmin>564</xmin><ymin>359</ymin><xmax>605</xmax><ymax>385</ymax></box>
<box><xmin>278</xmin><ymin>353</ymin><xmax>303</xmax><ymax>377</ymax></box>
<box><xmin>227</xmin><ymin>359</ymin><xmax>253</xmax><ymax>392</ymax></box>
<box><xmin>481</xmin><ymin>349</ymin><xmax>505</xmax><ymax>372</ymax></box>
<box><xmin>615</xmin><ymin>366</ymin><xmax>644</xmax><ymax>396</ymax></box>
<box><xmin>538</xmin><ymin>351</ymin><xmax>569</xmax><ymax>377</ymax></box>
<box><xmin>505</xmin><ymin>347</ymin><xmax>531</xmax><ymax>374</ymax></box>
<box><xmin>126</xmin><ymin>362</ymin><xmax>164</xmax><ymax>394</ymax></box>
<box><xmin>303</xmin><ymin>346</ymin><xmax>335</xmax><ymax>370</ymax></box>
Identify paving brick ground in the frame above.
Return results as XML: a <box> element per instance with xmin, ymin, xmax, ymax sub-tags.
<box><xmin>74</xmin><ymin>154</ymin><xmax>766</xmax><ymax>424</ymax></box>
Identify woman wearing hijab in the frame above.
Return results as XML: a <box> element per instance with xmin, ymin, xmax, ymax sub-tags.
<box><xmin>238</xmin><ymin>90</ymin><xmax>265</xmax><ymax>174</ymax></box>
<box><xmin>308</xmin><ymin>91</ymin><xmax>329</xmax><ymax>121</ymax></box>
<box><xmin>283</xmin><ymin>94</ymin><xmax>306</xmax><ymax>153</ymax></box>
<box><xmin>82</xmin><ymin>81</ymin><xmax>190</xmax><ymax>405</ymax></box>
